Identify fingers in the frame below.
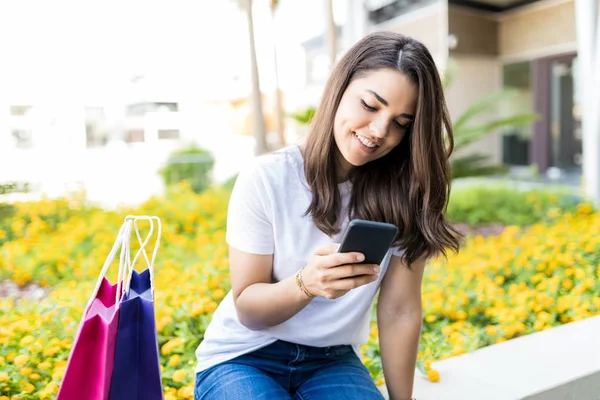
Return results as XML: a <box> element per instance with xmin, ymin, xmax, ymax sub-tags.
<box><xmin>320</xmin><ymin>251</ymin><xmax>365</xmax><ymax>268</ymax></box>
<box><xmin>330</xmin><ymin>274</ymin><xmax>379</xmax><ymax>291</ymax></box>
<box><xmin>327</xmin><ymin>263</ymin><xmax>380</xmax><ymax>280</ymax></box>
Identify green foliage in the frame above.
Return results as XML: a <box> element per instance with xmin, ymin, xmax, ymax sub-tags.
<box><xmin>449</xmin><ymin>88</ymin><xmax>539</xmax><ymax>179</ymax></box>
<box><xmin>289</xmin><ymin>107</ymin><xmax>316</xmax><ymax>125</ymax></box>
<box><xmin>0</xmin><ymin>181</ymin><xmax>30</xmax><ymax>195</ymax></box>
<box><xmin>222</xmin><ymin>174</ymin><xmax>239</xmax><ymax>192</ymax></box>
<box><xmin>451</xmin><ymin>154</ymin><xmax>508</xmax><ymax>179</ymax></box>
<box><xmin>0</xmin><ymin>203</ymin><xmax>16</xmax><ymax>224</ymax></box>
<box><xmin>447</xmin><ymin>183</ymin><xmax>591</xmax><ymax>226</ymax></box>
<box><xmin>159</xmin><ymin>145</ymin><xmax>215</xmax><ymax>194</ymax></box>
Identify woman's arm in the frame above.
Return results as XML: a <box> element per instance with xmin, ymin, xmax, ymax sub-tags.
<box><xmin>230</xmin><ymin>247</ymin><xmax>312</xmax><ymax>330</ymax></box>
<box><xmin>377</xmin><ymin>255</ymin><xmax>426</xmax><ymax>400</ymax></box>
<box><xmin>231</xmin><ymin>244</ymin><xmax>379</xmax><ymax>331</ymax></box>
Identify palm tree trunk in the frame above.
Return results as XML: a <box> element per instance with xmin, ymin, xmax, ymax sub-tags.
<box><xmin>271</xmin><ymin>8</ymin><xmax>286</xmax><ymax>148</ymax></box>
<box><xmin>325</xmin><ymin>0</ymin><xmax>337</xmax><ymax>71</ymax></box>
<box><xmin>245</xmin><ymin>0</ymin><xmax>269</xmax><ymax>155</ymax></box>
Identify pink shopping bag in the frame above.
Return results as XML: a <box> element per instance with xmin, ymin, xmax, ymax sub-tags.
<box><xmin>57</xmin><ymin>220</ymin><xmax>133</xmax><ymax>400</ymax></box>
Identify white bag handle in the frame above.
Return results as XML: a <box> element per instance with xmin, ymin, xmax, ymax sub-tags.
<box><xmin>122</xmin><ymin>215</ymin><xmax>162</xmax><ymax>296</ymax></box>
<box><xmin>86</xmin><ymin>219</ymin><xmax>133</xmax><ymax>311</ymax></box>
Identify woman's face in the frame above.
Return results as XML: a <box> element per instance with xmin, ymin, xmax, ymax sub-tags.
<box><xmin>333</xmin><ymin>68</ymin><xmax>417</xmax><ymax>180</ymax></box>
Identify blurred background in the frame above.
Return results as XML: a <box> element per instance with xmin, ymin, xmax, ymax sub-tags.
<box><xmin>1</xmin><ymin>1</ymin><xmax>599</xmax><ymax>399</ymax></box>
<box><xmin>1</xmin><ymin>0</ymin><xmax>598</xmax><ymax>208</ymax></box>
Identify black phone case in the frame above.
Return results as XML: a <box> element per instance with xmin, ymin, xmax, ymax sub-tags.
<box><xmin>337</xmin><ymin>219</ymin><xmax>398</xmax><ymax>265</ymax></box>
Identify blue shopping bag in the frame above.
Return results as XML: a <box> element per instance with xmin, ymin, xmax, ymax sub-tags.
<box><xmin>108</xmin><ymin>216</ymin><xmax>164</xmax><ymax>400</ymax></box>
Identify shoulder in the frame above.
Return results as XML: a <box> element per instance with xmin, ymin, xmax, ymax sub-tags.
<box><xmin>237</xmin><ymin>145</ymin><xmax>304</xmax><ymax>190</ymax></box>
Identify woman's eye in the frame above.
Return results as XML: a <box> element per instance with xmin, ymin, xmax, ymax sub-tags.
<box><xmin>394</xmin><ymin>120</ymin><xmax>410</xmax><ymax>130</ymax></box>
<box><xmin>360</xmin><ymin>100</ymin><xmax>377</xmax><ymax>111</ymax></box>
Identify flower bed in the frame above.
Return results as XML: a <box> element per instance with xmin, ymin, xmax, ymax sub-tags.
<box><xmin>0</xmin><ymin>183</ymin><xmax>598</xmax><ymax>398</ymax></box>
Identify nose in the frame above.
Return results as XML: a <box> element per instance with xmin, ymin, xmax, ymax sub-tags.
<box><xmin>368</xmin><ymin>120</ymin><xmax>388</xmax><ymax>140</ymax></box>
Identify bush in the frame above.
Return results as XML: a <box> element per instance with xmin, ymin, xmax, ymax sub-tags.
<box><xmin>0</xmin><ymin>183</ymin><xmax>598</xmax><ymax>397</ymax></box>
<box><xmin>447</xmin><ymin>183</ymin><xmax>591</xmax><ymax>226</ymax></box>
<box><xmin>221</xmin><ymin>174</ymin><xmax>238</xmax><ymax>192</ymax></box>
<box><xmin>365</xmin><ymin>202</ymin><xmax>600</xmax><ymax>383</ymax></box>
<box><xmin>159</xmin><ymin>145</ymin><xmax>214</xmax><ymax>194</ymax></box>
<box><xmin>0</xmin><ymin>181</ymin><xmax>30</xmax><ymax>195</ymax></box>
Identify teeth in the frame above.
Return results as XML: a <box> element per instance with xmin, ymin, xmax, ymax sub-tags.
<box><xmin>355</xmin><ymin>133</ymin><xmax>376</xmax><ymax>148</ymax></box>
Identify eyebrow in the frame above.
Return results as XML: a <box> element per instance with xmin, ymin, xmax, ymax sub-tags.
<box><xmin>366</xmin><ymin>89</ymin><xmax>415</xmax><ymax>120</ymax></box>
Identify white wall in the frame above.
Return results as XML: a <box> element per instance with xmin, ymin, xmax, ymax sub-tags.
<box><xmin>445</xmin><ymin>55</ymin><xmax>503</xmax><ymax>164</ymax></box>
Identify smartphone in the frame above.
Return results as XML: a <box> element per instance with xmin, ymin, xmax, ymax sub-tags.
<box><xmin>337</xmin><ymin>219</ymin><xmax>398</xmax><ymax>265</ymax></box>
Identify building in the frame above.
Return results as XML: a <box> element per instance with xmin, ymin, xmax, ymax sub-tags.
<box><xmin>301</xmin><ymin>0</ymin><xmax>599</xmax><ymax>199</ymax></box>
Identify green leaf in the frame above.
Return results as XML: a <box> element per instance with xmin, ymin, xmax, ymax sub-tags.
<box><xmin>453</xmin><ymin>89</ymin><xmax>520</xmax><ymax>133</ymax></box>
<box><xmin>455</xmin><ymin>114</ymin><xmax>539</xmax><ymax>149</ymax></box>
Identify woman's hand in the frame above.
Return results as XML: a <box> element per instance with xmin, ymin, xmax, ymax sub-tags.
<box><xmin>301</xmin><ymin>243</ymin><xmax>380</xmax><ymax>299</ymax></box>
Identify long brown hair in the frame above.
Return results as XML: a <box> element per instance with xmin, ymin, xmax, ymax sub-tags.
<box><xmin>303</xmin><ymin>31</ymin><xmax>460</xmax><ymax>267</ymax></box>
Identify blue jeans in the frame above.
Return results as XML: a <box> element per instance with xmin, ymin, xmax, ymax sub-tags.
<box><xmin>194</xmin><ymin>340</ymin><xmax>385</xmax><ymax>399</ymax></box>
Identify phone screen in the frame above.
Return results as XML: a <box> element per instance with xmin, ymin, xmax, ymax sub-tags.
<box><xmin>338</xmin><ymin>219</ymin><xmax>398</xmax><ymax>265</ymax></box>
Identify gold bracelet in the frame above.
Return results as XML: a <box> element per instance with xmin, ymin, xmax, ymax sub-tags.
<box><xmin>295</xmin><ymin>268</ymin><xmax>316</xmax><ymax>298</ymax></box>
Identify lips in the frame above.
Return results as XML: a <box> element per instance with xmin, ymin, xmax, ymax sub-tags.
<box><xmin>354</xmin><ymin>133</ymin><xmax>377</xmax><ymax>148</ymax></box>
<box><xmin>354</xmin><ymin>132</ymin><xmax>378</xmax><ymax>153</ymax></box>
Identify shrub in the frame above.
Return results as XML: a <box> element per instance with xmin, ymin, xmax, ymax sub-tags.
<box><xmin>0</xmin><ymin>183</ymin><xmax>598</xmax><ymax>397</ymax></box>
<box><xmin>159</xmin><ymin>145</ymin><xmax>214</xmax><ymax>194</ymax></box>
<box><xmin>447</xmin><ymin>183</ymin><xmax>591</xmax><ymax>226</ymax></box>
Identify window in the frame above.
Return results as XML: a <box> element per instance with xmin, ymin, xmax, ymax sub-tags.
<box><xmin>126</xmin><ymin>102</ymin><xmax>178</xmax><ymax>116</ymax></box>
<box><xmin>501</xmin><ymin>61</ymin><xmax>532</xmax><ymax>166</ymax></box>
<box><xmin>125</xmin><ymin>129</ymin><xmax>145</xmax><ymax>143</ymax></box>
<box><xmin>158</xmin><ymin>129</ymin><xmax>180</xmax><ymax>140</ymax></box>
<box><xmin>85</xmin><ymin>107</ymin><xmax>109</xmax><ymax>148</ymax></box>
<box><xmin>367</xmin><ymin>0</ymin><xmax>436</xmax><ymax>25</ymax></box>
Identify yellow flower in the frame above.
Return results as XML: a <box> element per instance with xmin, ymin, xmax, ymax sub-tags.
<box><xmin>427</xmin><ymin>368</ymin><xmax>440</xmax><ymax>382</ymax></box>
<box><xmin>19</xmin><ymin>335</ymin><xmax>35</xmax><ymax>346</ymax></box>
<box><xmin>169</xmin><ymin>354</ymin><xmax>181</xmax><ymax>367</ymax></box>
<box><xmin>161</xmin><ymin>338</ymin><xmax>185</xmax><ymax>355</ymax></box>
<box><xmin>13</xmin><ymin>354</ymin><xmax>29</xmax><ymax>367</ymax></box>
<box><xmin>0</xmin><ymin>372</ymin><xmax>9</xmax><ymax>381</ymax></box>
<box><xmin>562</xmin><ymin>279</ymin><xmax>574</xmax><ymax>290</ymax></box>
<box><xmin>22</xmin><ymin>381</ymin><xmax>35</xmax><ymax>393</ymax></box>
<box><xmin>44</xmin><ymin>381</ymin><xmax>59</xmax><ymax>394</ymax></box>
<box><xmin>177</xmin><ymin>385</ymin><xmax>194</xmax><ymax>398</ymax></box>
<box><xmin>425</xmin><ymin>315</ymin><xmax>436</xmax><ymax>323</ymax></box>
<box><xmin>38</xmin><ymin>361</ymin><xmax>51</xmax><ymax>370</ymax></box>
<box><xmin>172</xmin><ymin>369</ymin><xmax>187</xmax><ymax>383</ymax></box>
<box><xmin>424</xmin><ymin>359</ymin><xmax>433</xmax><ymax>370</ymax></box>
<box><xmin>485</xmin><ymin>325</ymin><xmax>497</xmax><ymax>336</ymax></box>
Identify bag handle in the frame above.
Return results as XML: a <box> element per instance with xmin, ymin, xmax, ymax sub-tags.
<box><xmin>122</xmin><ymin>215</ymin><xmax>162</xmax><ymax>296</ymax></box>
<box><xmin>86</xmin><ymin>219</ymin><xmax>133</xmax><ymax>310</ymax></box>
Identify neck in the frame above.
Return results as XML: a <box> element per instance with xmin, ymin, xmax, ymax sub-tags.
<box><xmin>336</xmin><ymin>151</ymin><xmax>353</xmax><ymax>184</ymax></box>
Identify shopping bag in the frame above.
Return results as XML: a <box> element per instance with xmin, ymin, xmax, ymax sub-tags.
<box><xmin>57</xmin><ymin>220</ymin><xmax>133</xmax><ymax>400</ymax></box>
<box><xmin>109</xmin><ymin>216</ymin><xmax>164</xmax><ymax>400</ymax></box>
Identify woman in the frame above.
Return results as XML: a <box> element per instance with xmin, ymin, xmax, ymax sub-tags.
<box><xmin>194</xmin><ymin>31</ymin><xmax>460</xmax><ymax>400</ymax></box>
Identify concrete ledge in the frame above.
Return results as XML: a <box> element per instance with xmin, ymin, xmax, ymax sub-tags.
<box><xmin>382</xmin><ymin>315</ymin><xmax>600</xmax><ymax>400</ymax></box>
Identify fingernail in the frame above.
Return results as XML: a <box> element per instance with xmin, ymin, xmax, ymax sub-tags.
<box><xmin>373</xmin><ymin>266</ymin><xmax>380</xmax><ymax>273</ymax></box>
<box><xmin>357</xmin><ymin>254</ymin><xmax>365</xmax><ymax>262</ymax></box>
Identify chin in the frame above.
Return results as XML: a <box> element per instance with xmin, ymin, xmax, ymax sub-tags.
<box><xmin>342</xmin><ymin>150</ymin><xmax>370</xmax><ymax>167</ymax></box>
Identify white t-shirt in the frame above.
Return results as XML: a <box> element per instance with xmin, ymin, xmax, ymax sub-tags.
<box><xmin>194</xmin><ymin>145</ymin><xmax>404</xmax><ymax>373</ymax></box>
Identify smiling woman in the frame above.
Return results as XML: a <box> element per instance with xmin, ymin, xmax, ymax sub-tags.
<box><xmin>193</xmin><ymin>31</ymin><xmax>460</xmax><ymax>400</ymax></box>
<box><xmin>304</xmin><ymin>32</ymin><xmax>459</xmax><ymax>266</ymax></box>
